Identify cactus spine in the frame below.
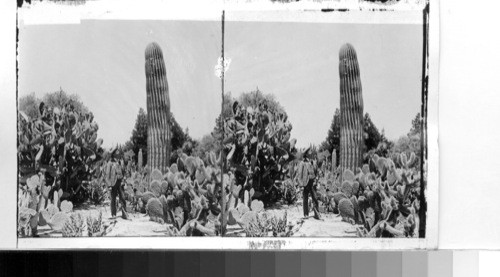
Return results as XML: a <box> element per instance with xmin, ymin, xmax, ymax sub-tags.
<box><xmin>339</xmin><ymin>43</ymin><xmax>364</xmax><ymax>173</ymax></box>
<box><xmin>145</xmin><ymin>42</ymin><xmax>171</xmax><ymax>173</ymax></box>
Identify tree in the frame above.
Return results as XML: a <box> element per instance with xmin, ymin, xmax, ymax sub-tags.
<box><xmin>18</xmin><ymin>92</ymin><xmax>41</xmax><ymax>119</ymax></box>
<box><xmin>364</xmin><ymin>113</ymin><xmax>382</xmax><ymax>151</ymax></box>
<box><xmin>42</xmin><ymin>88</ymin><xmax>89</xmax><ymax>114</ymax></box>
<box><xmin>125</xmin><ymin>108</ymin><xmax>192</xmax><ymax>165</ymax></box>
<box><xmin>192</xmin><ymin>134</ymin><xmax>218</xmax><ymax>162</ymax></box>
<box><xmin>170</xmin><ymin>114</ymin><xmax>189</xmax><ymax>151</ymax></box>
<box><xmin>319</xmin><ymin>108</ymin><xmax>341</xmax><ymax>162</ymax></box>
<box><xmin>211</xmin><ymin>91</ymin><xmax>236</xmax><ymax>144</ymax></box>
<box><xmin>18</xmin><ymin>89</ymin><xmax>89</xmax><ymax>119</ymax></box>
<box><xmin>237</xmin><ymin>89</ymin><xmax>286</xmax><ymax>115</ymax></box>
<box><xmin>212</xmin><ymin>89</ymin><xmax>287</xmax><ymax>145</ymax></box>
<box><xmin>127</xmin><ymin>108</ymin><xmax>148</xmax><ymax>164</ymax></box>
<box><xmin>392</xmin><ymin>112</ymin><xmax>422</xmax><ymax>163</ymax></box>
<box><xmin>320</xmin><ymin>110</ymin><xmax>390</xmax><ymax>164</ymax></box>
<box><xmin>409</xmin><ymin>112</ymin><xmax>422</xmax><ymax>137</ymax></box>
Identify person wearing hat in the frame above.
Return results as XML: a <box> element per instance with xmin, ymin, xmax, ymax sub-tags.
<box><xmin>296</xmin><ymin>147</ymin><xmax>321</xmax><ymax>220</ymax></box>
<box><xmin>108</xmin><ymin>147</ymin><xmax>128</xmax><ymax>219</ymax></box>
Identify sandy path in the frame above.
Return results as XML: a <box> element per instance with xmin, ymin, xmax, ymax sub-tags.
<box><xmin>36</xmin><ymin>202</ymin><xmax>357</xmax><ymax>238</ymax></box>
<box><xmin>262</xmin><ymin>204</ymin><xmax>358</xmax><ymax>238</ymax></box>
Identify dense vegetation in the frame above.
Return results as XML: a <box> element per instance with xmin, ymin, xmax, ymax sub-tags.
<box><xmin>17</xmin><ymin>42</ymin><xmax>425</xmax><ymax>238</ymax></box>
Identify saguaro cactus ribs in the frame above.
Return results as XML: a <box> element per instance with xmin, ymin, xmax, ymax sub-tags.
<box><xmin>145</xmin><ymin>42</ymin><xmax>172</xmax><ymax>173</ymax></box>
<box><xmin>339</xmin><ymin>43</ymin><xmax>364</xmax><ymax>173</ymax></box>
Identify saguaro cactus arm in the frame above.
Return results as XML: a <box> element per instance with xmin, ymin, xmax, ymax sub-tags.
<box><xmin>339</xmin><ymin>43</ymin><xmax>364</xmax><ymax>174</ymax></box>
<box><xmin>145</xmin><ymin>42</ymin><xmax>172</xmax><ymax>173</ymax></box>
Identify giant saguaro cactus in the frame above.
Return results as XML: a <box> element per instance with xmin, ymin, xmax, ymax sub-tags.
<box><xmin>145</xmin><ymin>42</ymin><xmax>171</xmax><ymax>173</ymax></box>
<box><xmin>339</xmin><ymin>43</ymin><xmax>364</xmax><ymax>173</ymax></box>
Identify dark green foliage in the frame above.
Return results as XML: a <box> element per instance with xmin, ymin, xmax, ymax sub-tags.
<box><xmin>321</xmin><ymin>110</ymin><xmax>390</xmax><ymax>166</ymax></box>
<box><xmin>128</xmin><ymin>108</ymin><xmax>148</xmax><ymax>164</ymax></box>
<box><xmin>389</xmin><ymin>112</ymin><xmax>422</xmax><ymax>169</ymax></box>
<box><xmin>18</xmin><ymin>92</ymin><xmax>41</xmax><ymax>119</ymax></box>
<box><xmin>320</xmin><ymin>108</ymin><xmax>341</xmax><ymax>165</ymax></box>
<box><xmin>192</xmin><ymin>134</ymin><xmax>218</xmax><ymax>164</ymax></box>
<box><xmin>125</xmin><ymin>108</ymin><xmax>193</xmax><ymax>167</ymax></box>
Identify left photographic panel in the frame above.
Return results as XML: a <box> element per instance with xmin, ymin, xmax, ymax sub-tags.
<box><xmin>17</xmin><ymin>17</ymin><xmax>224</xmax><ymax>238</ymax></box>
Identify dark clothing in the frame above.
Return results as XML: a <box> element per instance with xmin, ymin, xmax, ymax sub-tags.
<box><xmin>110</xmin><ymin>175</ymin><xmax>127</xmax><ymax>219</ymax></box>
<box><xmin>302</xmin><ymin>178</ymin><xmax>320</xmax><ymax>218</ymax></box>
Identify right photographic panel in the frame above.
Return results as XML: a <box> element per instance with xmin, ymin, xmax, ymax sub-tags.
<box><xmin>220</xmin><ymin>8</ymin><xmax>433</xmax><ymax>242</ymax></box>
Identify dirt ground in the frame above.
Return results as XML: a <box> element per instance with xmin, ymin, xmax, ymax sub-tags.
<box><xmin>35</xmin><ymin>201</ymin><xmax>357</xmax><ymax>238</ymax></box>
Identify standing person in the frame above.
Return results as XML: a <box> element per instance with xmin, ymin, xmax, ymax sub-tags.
<box><xmin>108</xmin><ymin>148</ymin><xmax>128</xmax><ymax>220</ymax></box>
<box><xmin>296</xmin><ymin>148</ymin><xmax>321</xmax><ymax>220</ymax></box>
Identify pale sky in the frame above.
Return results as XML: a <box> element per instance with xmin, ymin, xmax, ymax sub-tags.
<box><xmin>18</xmin><ymin>20</ymin><xmax>422</xmax><ymax>148</ymax></box>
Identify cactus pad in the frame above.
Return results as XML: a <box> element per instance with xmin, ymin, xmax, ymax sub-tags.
<box><xmin>185</xmin><ymin>156</ymin><xmax>198</xmax><ymax>176</ymax></box>
<box><xmin>41</xmin><ymin>184</ymin><xmax>51</xmax><ymax>200</ymax></box>
<box><xmin>362</xmin><ymin>164</ymin><xmax>370</xmax><ymax>175</ymax></box>
<box><xmin>332</xmin><ymin>192</ymin><xmax>348</xmax><ymax>206</ymax></box>
<box><xmin>48</xmin><ymin>212</ymin><xmax>70</xmax><ymax>232</ymax></box>
<box><xmin>160</xmin><ymin>181</ymin><xmax>169</xmax><ymax>195</ymax></box>
<box><xmin>228</xmin><ymin>208</ymin><xmax>240</xmax><ymax>226</ymax></box>
<box><xmin>195</xmin><ymin>168</ymin><xmax>207</xmax><ymax>185</ymax></box>
<box><xmin>341</xmin><ymin>181</ymin><xmax>353</xmax><ymax>197</ymax></box>
<box><xmin>26</xmin><ymin>175</ymin><xmax>40</xmax><ymax>192</ymax></box>
<box><xmin>149</xmin><ymin>180</ymin><xmax>162</xmax><ymax>197</ymax></box>
<box><xmin>38</xmin><ymin>210</ymin><xmax>50</xmax><ymax>226</ymax></box>
<box><xmin>376</xmin><ymin>157</ymin><xmax>387</xmax><ymax>175</ymax></box>
<box><xmin>170</xmin><ymin>163</ymin><xmax>178</xmax><ymax>174</ymax></box>
<box><xmin>343</xmin><ymin>169</ymin><xmax>355</xmax><ymax>182</ymax></box>
<box><xmin>239</xmin><ymin>210</ymin><xmax>258</xmax><ymax>229</ymax></box>
<box><xmin>250</xmin><ymin>200</ymin><xmax>264</xmax><ymax>213</ymax></box>
<box><xmin>352</xmin><ymin>181</ymin><xmax>360</xmax><ymax>196</ymax></box>
<box><xmin>141</xmin><ymin>191</ymin><xmax>156</xmax><ymax>207</ymax></box>
<box><xmin>151</xmin><ymin>168</ymin><xmax>163</xmax><ymax>181</ymax></box>
<box><xmin>146</xmin><ymin>198</ymin><xmax>164</xmax><ymax>221</ymax></box>
<box><xmin>208</xmin><ymin>151</ymin><xmax>217</xmax><ymax>166</ymax></box>
<box><xmin>60</xmin><ymin>200</ymin><xmax>73</xmax><ymax>213</ymax></box>
<box><xmin>338</xmin><ymin>198</ymin><xmax>355</xmax><ymax>221</ymax></box>
<box><xmin>350</xmin><ymin>195</ymin><xmax>359</xmax><ymax>212</ymax></box>
<box><xmin>237</xmin><ymin>203</ymin><xmax>250</xmax><ymax>215</ymax></box>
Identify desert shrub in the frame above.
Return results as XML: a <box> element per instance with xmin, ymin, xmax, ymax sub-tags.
<box><xmin>61</xmin><ymin>212</ymin><xmax>85</xmax><ymax>237</ymax></box>
<box><xmin>87</xmin><ymin>211</ymin><xmax>104</xmax><ymax>237</ymax></box>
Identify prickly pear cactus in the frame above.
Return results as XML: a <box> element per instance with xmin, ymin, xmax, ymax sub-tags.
<box><xmin>141</xmin><ymin>191</ymin><xmax>156</xmax><ymax>208</ymax></box>
<box><xmin>332</xmin><ymin>192</ymin><xmax>348</xmax><ymax>207</ymax></box>
<box><xmin>146</xmin><ymin>198</ymin><xmax>164</xmax><ymax>223</ymax></box>
<box><xmin>151</xmin><ymin>168</ymin><xmax>163</xmax><ymax>181</ymax></box>
<box><xmin>149</xmin><ymin>180</ymin><xmax>162</xmax><ymax>197</ymax></box>
<box><xmin>339</xmin><ymin>43</ymin><xmax>364</xmax><ymax>173</ymax></box>
<box><xmin>338</xmin><ymin>198</ymin><xmax>355</xmax><ymax>222</ymax></box>
<box><xmin>145</xmin><ymin>42</ymin><xmax>172</xmax><ymax>174</ymax></box>
<box><xmin>341</xmin><ymin>181</ymin><xmax>353</xmax><ymax>198</ymax></box>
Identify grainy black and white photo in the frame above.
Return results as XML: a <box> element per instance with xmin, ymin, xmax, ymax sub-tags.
<box><xmin>15</xmin><ymin>1</ymin><xmax>434</xmax><ymax>248</ymax></box>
